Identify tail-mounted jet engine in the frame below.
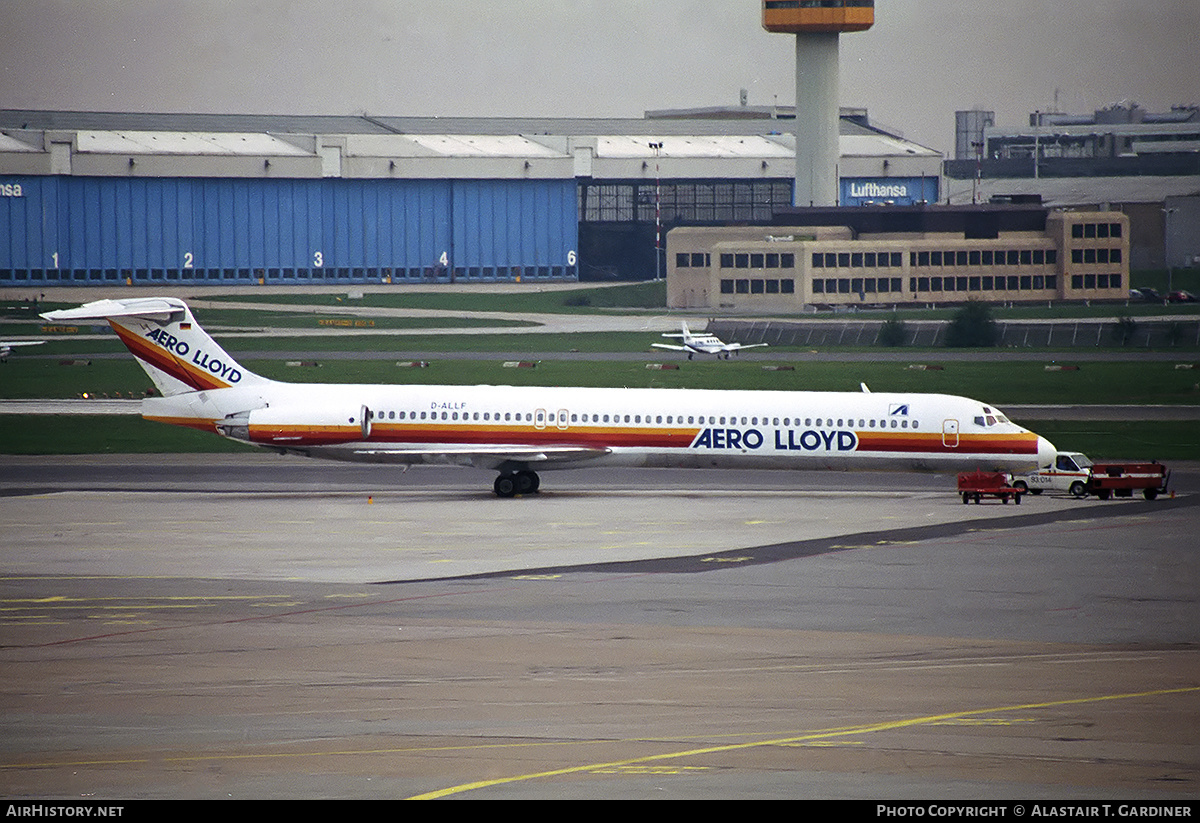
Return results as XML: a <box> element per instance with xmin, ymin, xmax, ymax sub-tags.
<box><xmin>217</xmin><ymin>404</ymin><xmax>372</xmax><ymax>446</ymax></box>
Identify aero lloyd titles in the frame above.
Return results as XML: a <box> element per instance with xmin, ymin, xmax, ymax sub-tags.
<box><xmin>144</xmin><ymin>326</ymin><xmax>244</xmax><ymax>384</ymax></box>
<box><xmin>692</xmin><ymin>425</ymin><xmax>859</xmax><ymax>453</ymax></box>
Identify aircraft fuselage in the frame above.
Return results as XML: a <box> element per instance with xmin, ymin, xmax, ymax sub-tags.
<box><xmin>145</xmin><ymin>380</ymin><xmax>1053</xmax><ymax>475</ymax></box>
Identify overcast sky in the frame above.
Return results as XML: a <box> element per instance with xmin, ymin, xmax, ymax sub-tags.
<box><xmin>2</xmin><ymin>0</ymin><xmax>1197</xmax><ymax>154</ymax></box>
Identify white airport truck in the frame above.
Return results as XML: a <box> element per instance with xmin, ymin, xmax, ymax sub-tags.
<box><xmin>1008</xmin><ymin>451</ymin><xmax>1093</xmax><ymax>498</ymax></box>
<box><xmin>1008</xmin><ymin>452</ymin><xmax>1169</xmax><ymax>500</ymax></box>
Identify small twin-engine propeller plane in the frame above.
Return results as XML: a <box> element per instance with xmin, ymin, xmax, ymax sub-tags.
<box><xmin>651</xmin><ymin>321</ymin><xmax>768</xmax><ymax>360</ymax></box>
<box><xmin>43</xmin><ymin>297</ymin><xmax>1056</xmax><ymax>497</ymax></box>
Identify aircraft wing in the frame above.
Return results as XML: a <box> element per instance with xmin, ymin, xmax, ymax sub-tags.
<box><xmin>650</xmin><ymin>343</ymin><xmax>690</xmax><ymax>352</ymax></box>
<box><xmin>724</xmin><ymin>342</ymin><xmax>769</xmax><ymax>351</ymax></box>
<box><xmin>0</xmin><ymin>340</ymin><xmax>45</xmax><ymax>358</ymax></box>
<box><xmin>349</xmin><ymin>443</ymin><xmax>611</xmax><ymax>469</ymax></box>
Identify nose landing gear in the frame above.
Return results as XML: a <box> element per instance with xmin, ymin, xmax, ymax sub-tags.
<box><xmin>493</xmin><ymin>469</ymin><xmax>540</xmax><ymax>498</ymax></box>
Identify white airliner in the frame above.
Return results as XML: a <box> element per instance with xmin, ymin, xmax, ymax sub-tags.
<box><xmin>42</xmin><ymin>297</ymin><xmax>1056</xmax><ymax>497</ymax></box>
<box><xmin>651</xmin><ymin>321</ymin><xmax>768</xmax><ymax>359</ymax></box>
<box><xmin>0</xmin><ymin>340</ymin><xmax>44</xmax><ymax>361</ymax></box>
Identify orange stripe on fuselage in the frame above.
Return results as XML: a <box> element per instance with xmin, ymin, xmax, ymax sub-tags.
<box><xmin>143</xmin><ymin>415</ymin><xmax>219</xmax><ymax>433</ymax></box>
<box><xmin>251</xmin><ymin>427</ymin><xmax>363</xmax><ymax>445</ymax></box>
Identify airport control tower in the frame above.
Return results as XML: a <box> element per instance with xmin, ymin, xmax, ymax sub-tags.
<box><xmin>762</xmin><ymin>1</ymin><xmax>875</xmax><ymax>207</ymax></box>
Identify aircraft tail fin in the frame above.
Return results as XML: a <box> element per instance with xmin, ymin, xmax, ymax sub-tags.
<box><xmin>660</xmin><ymin>321</ymin><xmax>691</xmax><ymax>340</ymax></box>
<box><xmin>41</xmin><ymin>297</ymin><xmax>269</xmax><ymax>397</ymax></box>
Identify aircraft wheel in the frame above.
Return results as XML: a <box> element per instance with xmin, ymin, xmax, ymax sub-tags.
<box><xmin>494</xmin><ymin>474</ymin><xmax>518</xmax><ymax>498</ymax></box>
<box><xmin>516</xmin><ymin>470</ymin><xmax>540</xmax><ymax>494</ymax></box>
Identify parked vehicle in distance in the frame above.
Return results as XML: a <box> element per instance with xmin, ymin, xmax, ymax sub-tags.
<box><xmin>1168</xmin><ymin>290</ymin><xmax>1197</xmax><ymax>303</ymax></box>
<box><xmin>1087</xmin><ymin>461</ymin><xmax>1170</xmax><ymax>500</ymax></box>
<box><xmin>1130</xmin><ymin>287</ymin><xmax>1162</xmax><ymax>302</ymax></box>
<box><xmin>1009</xmin><ymin>452</ymin><xmax>1170</xmax><ymax>500</ymax></box>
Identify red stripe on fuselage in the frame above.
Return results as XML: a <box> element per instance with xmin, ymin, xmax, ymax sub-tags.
<box><xmin>856</xmin><ymin>431</ymin><xmax>1039</xmax><ymax>456</ymax></box>
<box><xmin>253</xmin><ymin>424</ymin><xmax>699</xmax><ymax>450</ymax></box>
<box><xmin>369</xmin><ymin>425</ymin><xmax>697</xmax><ymax>450</ymax></box>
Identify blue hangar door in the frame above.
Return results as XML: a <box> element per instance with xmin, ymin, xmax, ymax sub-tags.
<box><xmin>0</xmin><ymin>177</ymin><xmax>579</xmax><ymax>285</ymax></box>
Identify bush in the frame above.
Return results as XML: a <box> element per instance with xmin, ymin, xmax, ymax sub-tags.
<box><xmin>944</xmin><ymin>301</ymin><xmax>999</xmax><ymax>348</ymax></box>
<box><xmin>878</xmin><ymin>317</ymin><xmax>908</xmax><ymax>347</ymax></box>
<box><xmin>1112</xmin><ymin>314</ymin><xmax>1138</xmax><ymax>346</ymax></box>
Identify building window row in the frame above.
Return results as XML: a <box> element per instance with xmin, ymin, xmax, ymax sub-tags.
<box><xmin>675</xmin><ymin>253</ymin><xmax>712</xmax><ymax>268</ymax></box>
<box><xmin>718</xmin><ymin>252</ymin><xmax>796</xmax><ymax>269</ymax></box>
<box><xmin>812</xmin><ymin>251</ymin><xmax>903</xmax><ymax>269</ymax></box>
<box><xmin>720</xmin><ymin>278</ymin><xmax>796</xmax><ymax>295</ymax></box>
<box><xmin>910</xmin><ymin>274</ymin><xmax>1058</xmax><ymax>293</ymax></box>
<box><xmin>1071</xmin><ymin>222</ymin><xmax>1123</xmax><ymax>239</ymax></box>
<box><xmin>1070</xmin><ymin>248</ymin><xmax>1122</xmax><ymax>265</ymax></box>
<box><xmin>1071</xmin><ymin>273</ymin><xmax>1123</xmax><ymax>290</ymax></box>
<box><xmin>909</xmin><ymin>248</ymin><xmax>1056</xmax><ymax>268</ymax></box>
<box><xmin>813</xmin><ymin>277</ymin><xmax>903</xmax><ymax>295</ymax></box>
<box><xmin>582</xmin><ymin>181</ymin><xmax>791</xmax><ymax>223</ymax></box>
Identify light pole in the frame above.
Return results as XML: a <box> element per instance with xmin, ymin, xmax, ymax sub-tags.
<box><xmin>1163</xmin><ymin>207</ymin><xmax>1177</xmax><ymax>299</ymax></box>
<box><xmin>972</xmin><ymin>140</ymin><xmax>983</xmax><ymax>205</ymax></box>
<box><xmin>649</xmin><ymin>141</ymin><xmax>663</xmax><ymax>281</ymax></box>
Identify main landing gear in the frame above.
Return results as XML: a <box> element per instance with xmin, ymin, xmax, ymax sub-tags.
<box><xmin>493</xmin><ymin>469</ymin><xmax>540</xmax><ymax>498</ymax></box>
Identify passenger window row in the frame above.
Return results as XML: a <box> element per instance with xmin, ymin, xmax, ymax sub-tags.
<box><xmin>367</xmin><ymin>409</ymin><xmax>919</xmax><ymax>429</ymax></box>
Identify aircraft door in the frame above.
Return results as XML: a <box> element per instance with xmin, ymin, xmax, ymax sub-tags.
<box><xmin>557</xmin><ymin>409</ymin><xmax>570</xmax><ymax>430</ymax></box>
<box><xmin>942</xmin><ymin>418</ymin><xmax>960</xmax><ymax>448</ymax></box>
<box><xmin>534</xmin><ymin>409</ymin><xmax>547</xmax><ymax>430</ymax></box>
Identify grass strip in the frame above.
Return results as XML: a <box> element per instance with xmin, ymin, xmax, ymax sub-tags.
<box><xmin>5</xmin><ymin>357</ymin><xmax>1199</xmax><ymax>406</ymax></box>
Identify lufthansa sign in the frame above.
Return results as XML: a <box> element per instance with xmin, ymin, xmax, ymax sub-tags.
<box><xmin>841</xmin><ymin>177</ymin><xmax>937</xmax><ymax>207</ymax></box>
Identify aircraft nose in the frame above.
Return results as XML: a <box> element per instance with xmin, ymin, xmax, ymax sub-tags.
<box><xmin>1036</xmin><ymin>435</ymin><xmax>1057</xmax><ymax>468</ymax></box>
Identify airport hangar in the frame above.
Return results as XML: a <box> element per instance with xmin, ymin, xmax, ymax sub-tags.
<box><xmin>0</xmin><ymin>107</ymin><xmax>942</xmax><ymax>289</ymax></box>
